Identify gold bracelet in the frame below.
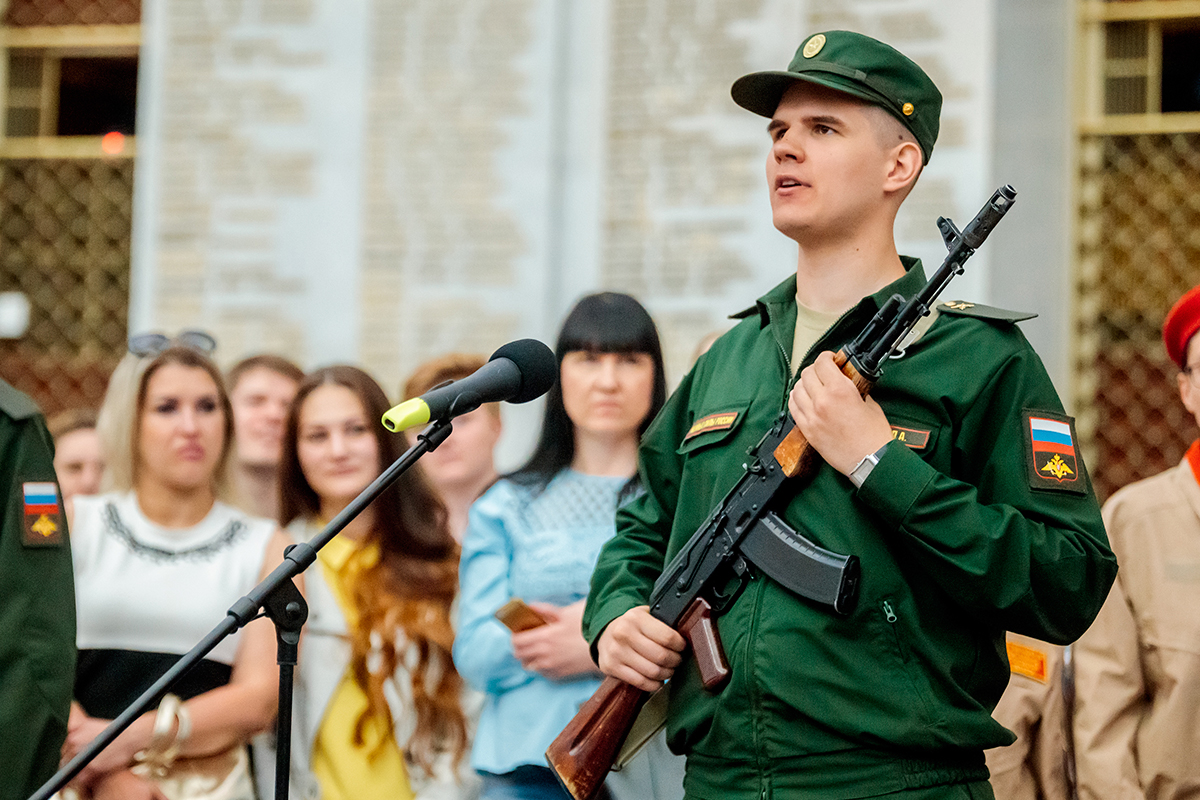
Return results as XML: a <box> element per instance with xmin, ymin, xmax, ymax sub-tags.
<box><xmin>131</xmin><ymin>693</ymin><xmax>187</xmax><ymax>778</ymax></box>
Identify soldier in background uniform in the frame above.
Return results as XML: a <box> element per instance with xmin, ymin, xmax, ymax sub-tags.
<box><xmin>1073</xmin><ymin>284</ymin><xmax>1200</xmax><ymax>800</ymax></box>
<box><xmin>985</xmin><ymin>634</ymin><xmax>1070</xmax><ymax>800</ymax></box>
<box><xmin>0</xmin><ymin>378</ymin><xmax>76</xmax><ymax>799</ymax></box>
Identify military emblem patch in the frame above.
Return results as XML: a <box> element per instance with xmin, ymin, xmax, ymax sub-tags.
<box><xmin>1023</xmin><ymin>411</ymin><xmax>1086</xmax><ymax>494</ymax></box>
<box><xmin>1006</xmin><ymin>639</ymin><xmax>1048</xmax><ymax>683</ymax></box>
<box><xmin>684</xmin><ymin>411</ymin><xmax>739</xmax><ymax>442</ymax></box>
<box><xmin>22</xmin><ymin>481</ymin><xmax>64</xmax><ymax>547</ymax></box>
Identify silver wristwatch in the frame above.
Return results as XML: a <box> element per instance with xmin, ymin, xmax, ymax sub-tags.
<box><xmin>849</xmin><ymin>443</ymin><xmax>890</xmax><ymax>488</ymax></box>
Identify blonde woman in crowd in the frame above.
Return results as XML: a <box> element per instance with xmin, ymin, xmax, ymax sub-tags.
<box><xmin>63</xmin><ymin>334</ymin><xmax>287</xmax><ymax>800</ymax></box>
<box><xmin>276</xmin><ymin>365</ymin><xmax>474</xmax><ymax>799</ymax></box>
<box><xmin>403</xmin><ymin>354</ymin><xmax>502</xmax><ymax>542</ymax></box>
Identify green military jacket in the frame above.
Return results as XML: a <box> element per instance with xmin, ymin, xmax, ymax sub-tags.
<box><xmin>0</xmin><ymin>380</ymin><xmax>76</xmax><ymax>800</ymax></box>
<box><xmin>583</xmin><ymin>260</ymin><xmax>1117</xmax><ymax>800</ymax></box>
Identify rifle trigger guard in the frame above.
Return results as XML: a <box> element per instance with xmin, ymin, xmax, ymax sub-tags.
<box><xmin>707</xmin><ymin>556</ymin><xmax>753</xmax><ymax>615</ymax></box>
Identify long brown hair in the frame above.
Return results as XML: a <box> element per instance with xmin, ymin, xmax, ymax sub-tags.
<box><xmin>279</xmin><ymin>366</ymin><xmax>467</xmax><ymax>772</ymax></box>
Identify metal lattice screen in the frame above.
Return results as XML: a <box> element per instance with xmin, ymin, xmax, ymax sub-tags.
<box><xmin>1076</xmin><ymin>132</ymin><xmax>1200</xmax><ymax>500</ymax></box>
<box><xmin>3</xmin><ymin>0</ymin><xmax>140</xmax><ymax>26</ymax></box>
<box><xmin>0</xmin><ymin>159</ymin><xmax>133</xmax><ymax>415</ymax></box>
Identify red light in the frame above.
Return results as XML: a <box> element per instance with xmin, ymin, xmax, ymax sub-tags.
<box><xmin>101</xmin><ymin>131</ymin><xmax>125</xmax><ymax>155</ymax></box>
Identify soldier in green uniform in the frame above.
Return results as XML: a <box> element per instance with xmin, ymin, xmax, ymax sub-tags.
<box><xmin>582</xmin><ymin>31</ymin><xmax>1116</xmax><ymax>800</ymax></box>
<box><xmin>0</xmin><ymin>379</ymin><xmax>76</xmax><ymax>799</ymax></box>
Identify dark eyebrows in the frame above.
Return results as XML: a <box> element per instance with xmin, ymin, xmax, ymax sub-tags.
<box><xmin>809</xmin><ymin>114</ymin><xmax>845</xmax><ymax>128</ymax></box>
<box><xmin>766</xmin><ymin>114</ymin><xmax>847</xmax><ymax>136</ymax></box>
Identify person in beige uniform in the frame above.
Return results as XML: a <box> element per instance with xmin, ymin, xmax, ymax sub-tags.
<box><xmin>985</xmin><ymin>633</ymin><xmax>1070</xmax><ymax>800</ymax></box>
<box><xmin>1073</xmin><ymin>283</ymin><xmax>1200</xmax><ymax>800</ymax></box>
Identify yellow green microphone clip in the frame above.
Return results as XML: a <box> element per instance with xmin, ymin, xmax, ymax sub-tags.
<box><xmin>381</xmin><ymin>398</ymin><xmax>432</xmax><ymax>432</ymax></box>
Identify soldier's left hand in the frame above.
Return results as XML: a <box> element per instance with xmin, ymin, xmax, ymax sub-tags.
<box><xmin>789</xmin><ymin>351</ymin><xmax>893</xmax><ymax>475</ymax></box>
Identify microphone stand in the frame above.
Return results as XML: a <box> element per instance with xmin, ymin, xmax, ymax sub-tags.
<box><xmin>31</xmin><ymin>418</ymin><xmax>455</xmax><ymax>800</ymax></box>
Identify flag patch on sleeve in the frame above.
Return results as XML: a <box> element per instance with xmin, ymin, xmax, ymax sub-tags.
<box><xmin>1023</xmin><ymin>410</ymin><xmax>1086</xmax><ymax>494</ymax></box>
<box><xmin>22</xmin><ymin>481</ymin><xmax>64</xmax><ymax>547</ymax></box>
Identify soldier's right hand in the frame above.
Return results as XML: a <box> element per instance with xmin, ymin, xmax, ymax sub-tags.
<box><xmin>597</xmin><ymin>605</ymin><xmax>686</xmax><ymax>691</ymax></box>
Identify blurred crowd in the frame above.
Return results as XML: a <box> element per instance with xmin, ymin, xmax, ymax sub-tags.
<box><xmin>6</xmin><ymin>284</ymin><xmax>1200</xmax><ymax>800</ymax></box>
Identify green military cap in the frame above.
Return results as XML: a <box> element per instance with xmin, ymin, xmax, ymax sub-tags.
<box><xmin>731</xmin><ymin>30</ymin><xmax>942</xmax><ymax>163</ymax></box>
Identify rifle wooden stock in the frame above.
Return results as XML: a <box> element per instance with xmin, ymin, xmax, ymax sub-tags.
<box><xmin>547</xmin><ymin>675</ymin><xmax>650</xmax><ymax>800</ymax></box>
<box><xmin>773</xmin><ymin>349</ymin><xmax>876</xmax><ymax>478</ymax></box>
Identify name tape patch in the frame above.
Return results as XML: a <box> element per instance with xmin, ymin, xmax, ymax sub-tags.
<box><xmin>684</xmin><ymin>411</ymin><xmax>739</xmax><ymax>442</ymax></box>
<box><xmin>1023</xmin><ymin>410</ymin><xmax>1086</xmax><ymax>495</ymax></box>
<box><xmin>889</xmin><ymin>425</ymin><xmax>931</xmax><ymax>449</ymax></box>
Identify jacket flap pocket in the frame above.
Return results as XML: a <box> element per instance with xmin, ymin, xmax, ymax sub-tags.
<box><xmin>677</xmin><ymin>404</ymin><xmax>751</xmax><ymax>456</ymax></box>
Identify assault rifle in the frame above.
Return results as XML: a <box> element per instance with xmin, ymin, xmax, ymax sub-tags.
<box><xmin>546</xmin><ymin>185</ymin><xmax>1018</xmax><ymax>800</ymax></box>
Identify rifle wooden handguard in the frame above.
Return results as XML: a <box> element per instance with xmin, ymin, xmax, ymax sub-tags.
<box><xmin>773</xmin><ymin>349</ymin><xmax>876</xmax><ymax>477</ymax></box>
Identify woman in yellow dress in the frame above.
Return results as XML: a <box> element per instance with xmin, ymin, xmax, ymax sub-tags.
<box><xmin>277</xmin><ymin>365</ymin><xmax>472</xmax><ymax>799</ymax></box>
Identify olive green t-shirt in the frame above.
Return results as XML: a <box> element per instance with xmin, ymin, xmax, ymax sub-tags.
<box><xmin>791</xmin><ymin>293</ymin><xmax>843</xmax><ymax>375</ymax></box>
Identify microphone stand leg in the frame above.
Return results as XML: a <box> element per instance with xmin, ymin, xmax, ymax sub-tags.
<box><xmin>263</xmin><ymin>570</ymin><xmax>307</xmax><ymax>800</ymax></box>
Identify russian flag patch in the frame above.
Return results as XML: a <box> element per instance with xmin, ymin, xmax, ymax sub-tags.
<box><xmin>1023</xmin><ymin>411</ymin><xmax>1086</xmax><ymax>494</ymax></box>
<box><xmin>22</xmin><ymin>481</ymin><xmax>63</xmax><ymax>546</ymax></box>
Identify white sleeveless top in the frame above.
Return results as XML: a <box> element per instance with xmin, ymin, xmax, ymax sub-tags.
<box><xmin>72</xmin><ymin>492</ymin><xmax>275</xmax><ymax>665</ymax></box>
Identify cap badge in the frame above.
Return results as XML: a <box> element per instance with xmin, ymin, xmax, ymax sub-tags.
<box><xmin>902</xmin><ymin>102</ymin><xmax>915</xmax><ymax>116</ymax></box>
<box><xmin>803</xmin><ymin>34</ymin><xmax>826</xmax><ymax>58</ymax></box>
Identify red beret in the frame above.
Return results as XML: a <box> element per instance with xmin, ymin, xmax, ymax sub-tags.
<box><xmin>1163</xmin><ymin>285</ymin><xmax>1200</xmax><ymax>369</ymax></box>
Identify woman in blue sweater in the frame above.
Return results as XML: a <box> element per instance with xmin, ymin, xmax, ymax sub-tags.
<box><xmin>454</xmin><ymin>292</ymin><xmax>681</xmax><ymax>800</ymax></box>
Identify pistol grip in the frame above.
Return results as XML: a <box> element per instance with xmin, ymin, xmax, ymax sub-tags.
<box><xmin>680</xmin><ymin>597</ymin><xmax>730</xmax><ymax>690</ymax></box>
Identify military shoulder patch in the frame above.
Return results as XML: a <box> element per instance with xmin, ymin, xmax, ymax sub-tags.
<box><xmin>685</xmin><ymin>411</ymin><xmax>739</xmax><ymax>442</ymax></box>
<box><xmin>1006</xmin><ymin>639</ymin><xmax>1048</xmax><ymax>683</ymax></box>
<box><xmin>938</xmin><ymin>301</ymin><xmax>1037</xmax><ymax>324</ymax></box>
<box><xmin>1023</xmin><ymin>410</ymin><xmax>1087</xmax><ymax>495</ymax></box>
<box><xmin>22</xmin><ymin>481</ymin><xmax>64</xmax><ymax>547</ymax></box>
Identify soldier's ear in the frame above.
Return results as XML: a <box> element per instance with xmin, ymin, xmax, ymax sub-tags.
<box><xmin>883</xmin><ymin>140</ymin><xmax>922</xmax><ymax>196</ymax></box>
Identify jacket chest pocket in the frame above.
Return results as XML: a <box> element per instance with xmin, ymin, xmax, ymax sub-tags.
<box><xmin>676</xmin><ymin>402</ymin><xmax>753</xmax><ymax>459</ymax></box>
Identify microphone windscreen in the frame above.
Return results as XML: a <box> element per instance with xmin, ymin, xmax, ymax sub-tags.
<box><xmin>490</xmin><ymin>339</ymin><xmax>557</xmax><ymax>404</ymax></box>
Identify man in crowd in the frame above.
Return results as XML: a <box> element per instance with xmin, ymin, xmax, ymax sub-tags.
<box><xmin>403</xmin><ymin>353</ymin><xmax>502</xmax><ymax>541</ymax></box>
<box><xmin>227</xmin><ymin>354</ymin><xmax>303</xmax><ymax>519</ymax></box>
<box><xmin>47</xmin><ymin>408</ymin><xmax>106</xmax><ymax>514</ymax></box>
<box><xmin>0</xmin><ymin>379</ymin><xmax>76</xmax><ymax>799</ymax></box>
<box><xmin>1073</xmin><ymin>284</ymin><xmax>1200</xmax><ymax>799</ymax></box>
<box><xmin>582</xmin><ymin>30</ymin><xmax>1116</xmax><ymax>799</ymax></box>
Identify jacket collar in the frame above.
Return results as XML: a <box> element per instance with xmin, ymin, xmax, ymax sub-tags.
<box><xmin>732</xmin><ymin>255</ymin><xmax>928</xmax><ymax>326</ymax></box>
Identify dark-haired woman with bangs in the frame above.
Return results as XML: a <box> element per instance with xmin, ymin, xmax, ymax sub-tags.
<box><xmin>276</xmin><ymin>365</ymin><xmax>473</xmax><ymax>799</ymax></box>
<box><xmin>454</xmin><ymin>292</ymin><xmax>684</xmax><ymax>800</ymax></box>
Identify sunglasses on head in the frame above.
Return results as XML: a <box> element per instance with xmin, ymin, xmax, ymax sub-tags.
<box><xmin>128</xmin><ymin>330</ymin><xmax>217</xmax><ymax>357</ymax></box>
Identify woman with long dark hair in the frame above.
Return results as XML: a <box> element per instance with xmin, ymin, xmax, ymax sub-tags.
<box><xmin>277</xmin><ymin>365</ymin><xmax>472</xmax><ymax>799</ymax></box>
<box><xmin>454</xmin><ymin>292</ymin><xmax>681</xmax><ymax>800</ymax></box>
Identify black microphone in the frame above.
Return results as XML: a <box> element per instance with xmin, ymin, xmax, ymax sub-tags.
<box><xmin>381</xmin><ymin>339</ymin><xmax>557</xmax><ymax>432</ymax></box>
